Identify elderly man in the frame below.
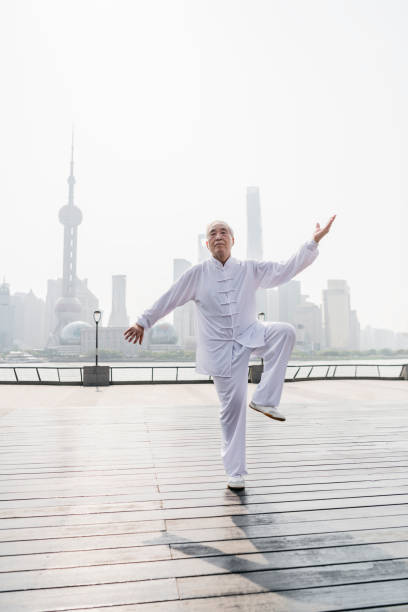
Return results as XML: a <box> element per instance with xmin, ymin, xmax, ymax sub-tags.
<box><xmin>124</xmin><ymin>215</ymin><xmax>336</xmax><ymax>490</ymax></box>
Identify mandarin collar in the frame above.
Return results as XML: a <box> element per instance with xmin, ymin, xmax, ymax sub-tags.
<box><xmin>210</xmin><ymin>255</ymin><xmax>237</xmax><ymax>270</ymax></box>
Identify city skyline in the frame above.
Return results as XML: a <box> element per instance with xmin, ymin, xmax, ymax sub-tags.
<box><xmin>0</xmin><ymin>167</ymin><xmax>406</xmax><ymax>341</ymax></box>
<box><xmin>1</xmin><ymin>1</ymin><xmax>407</xmax><ymax>335</ymax></box>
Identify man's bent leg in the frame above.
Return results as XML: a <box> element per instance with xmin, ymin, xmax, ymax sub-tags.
<box><xmin>251</xmin><ymin>322</ymin><xmax>296</xmax><ymax>408</ymax></box>
<box><xmin>213</xmin><ymin>342</ymin><xmax>251</xmax><ymax>477</ymax></box>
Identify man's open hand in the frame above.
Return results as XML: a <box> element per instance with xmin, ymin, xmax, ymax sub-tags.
<box><xmin>124</xmin><ymin>324</ymin><xmax>144</xmax><ymax>344</ymax></box>
<box><xmin>314</xmin><ymin>214</ymin><xmax>336</xmax><ymax>243</ymax></box>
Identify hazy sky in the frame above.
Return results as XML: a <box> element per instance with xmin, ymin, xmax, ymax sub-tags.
<box><xmin>1</xmin><ymin>0</ymin><xmax>407</xmax><ymax>332</ymax></box>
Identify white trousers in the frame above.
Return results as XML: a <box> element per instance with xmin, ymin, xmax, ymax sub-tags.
<box><xmin>213</xmin><ymin>322</ymin><xmax>296</xmax><ymax>477</ymax></box>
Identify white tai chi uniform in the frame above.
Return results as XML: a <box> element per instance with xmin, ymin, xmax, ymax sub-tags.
<box><xmin>136</xmin><ymin>238</ymin><xmax>319</xmax><ymax>476</ymax></box>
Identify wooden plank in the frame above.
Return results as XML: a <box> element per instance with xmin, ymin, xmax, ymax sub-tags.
<box><xmin>177</xmin><ymin>559</ymin><xmax>408</xmax><ymax>599</ymax></box>
<box><xmin>1</xmin><ymin>483</ymin><xmax>408</xmax><ymax>514</ymax></box>
<box><xmin>1</xmin><ymin>496</ymin><xmax>408</xmax><ymax>531</ymax></box>
<box><xmin>0</xmin><ymin>519</ymin><xmax>166</xmax><ymax>542</ymax></box>
<box><xmin>0</xmin><ymin>578</ymin><xmax>179</xmax><ymax>611</ymax></box>
<box><xmin>1</xmin><ymin>476</ymin><xmax>407</xmax><ymax>506</ymax></box>
<box><xmin>68</xmin><ymin>580</ymin><xmax>408</xmax><ymax>611</ymax></box>
<box><xmin>1</xmin><ymin>449</ymin><xmax>408</xmax><ymax>473</ymax></box>
<box><xmin>0</xmin><ymin>544</ymin><xmax>172</xmax><ymax>572</ymax></box>
<box><xmin>1</xmin><ymin>515</ymin><xmax>408</xmax><ymax>556</ymax></box>
<box><xmin>1</xmin><ymin>542</ymin><xmax>408</xmax><ymax>590</ymax></box>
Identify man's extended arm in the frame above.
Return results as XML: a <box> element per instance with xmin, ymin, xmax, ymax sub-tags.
<box><xmin>255</xmin><ymin>238</ymin><xmax>319</xmax><ymax>289</ymax></box>
<box><xmin>254</xmin><ymin>214</ymin><xmax>336</xmax><ymax>289</ymax></box>
<box><xmin>124</xmin><ymin>266</ymin><xmax>198</xmax><ymax>344</ymax></box>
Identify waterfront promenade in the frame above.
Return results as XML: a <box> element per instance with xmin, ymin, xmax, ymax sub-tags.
<box><xmin>1</xmin><ymin>379</ymin><xmax>408</xmax><ymax>610</ymax></box>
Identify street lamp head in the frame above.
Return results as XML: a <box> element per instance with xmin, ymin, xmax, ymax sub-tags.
<box><xmin>93</xmin><ymin>310</ymin><xmax>102</xmax><ymax>324</ymax></box>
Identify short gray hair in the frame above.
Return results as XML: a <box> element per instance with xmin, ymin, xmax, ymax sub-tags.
<box><xmin>206</xmin><ymin>220</ymin><xmax>234</xmax><ymax>238</ymax></box>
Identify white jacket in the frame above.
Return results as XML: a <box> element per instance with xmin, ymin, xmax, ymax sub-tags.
<box><xmin>137</xmin><ymin>238</ymin><xmax>319</xmax><ymax>377</ymax></box>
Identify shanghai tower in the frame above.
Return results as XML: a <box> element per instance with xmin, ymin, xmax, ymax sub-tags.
<box><xmin>246</xmin><ymin>186</ymin><xmax>263</xmax><ymax>260</ymax></box>
<box><xmin>246</xmin><ymin>186</ymin><xmax>267</xmax><ymax>317</ymax></box>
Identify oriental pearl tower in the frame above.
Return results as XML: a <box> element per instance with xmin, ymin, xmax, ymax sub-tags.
<box><xmin>52</xmin><ymin>134</ymin><xmax>85</xmax><ymax>341</ymax></box>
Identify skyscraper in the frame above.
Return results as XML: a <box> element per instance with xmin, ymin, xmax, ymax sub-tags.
<box><xmin>12</xmin><ymin>290</ymin><xmax>46</xmax><ymax>349</ymax></box>
<box><xmin>108</xmin><ymin>275</ymin><xmax>129</xmax><ymax>327</ymax></box>
<box><xmin>0</xmin><ymin>280</ymin><xmax>13</xmax><ymax>351</ymax></box>
<box><xmin>278</xmin><ymin>280</ymin><xmax>301</xmax><ymax>325</ymax></box>
<box><xmin>246</xmin><ymin>186</ymin><xmax>263</xmax><ymax>260</ymax></box>
<box><xmin>294</xmin><ymin>295</ymin><xmax>323</xmax><ymax>351</ymax></box>
<box><xmin>323</xmin><ymin>280</ymin><xmax>351</xmax><ymax>349</ymax></box>
<box><xmin>246</xmin><ymin>186</ymin><xmax>267</xmax><ymax>315</ymax></box>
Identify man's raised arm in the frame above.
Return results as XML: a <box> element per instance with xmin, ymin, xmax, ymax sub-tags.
<box><xmin>254</xmin><ymin>215</ymin><xmax>336</xmax><ymax>289</ymax></box>
<box><xmin>124</xmin><ymin>266</ymin><xmax>198</xmax><ymax>345</ymax></box>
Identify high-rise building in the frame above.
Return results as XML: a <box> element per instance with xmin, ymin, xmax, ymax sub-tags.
<box><xmin>173</xmin><ymin>259</ymin><xmax>195</xmax><ymax>348</ymax></box>
<box><xmin>108</xmin><ymin>275</ymin><xmax>129</xmax><ymax>327</ymax></box>
<box><xmin>350</xmin><ymin>309</ymin><xmax>360</xmax><ymax>351</ymax></box>
<box><xmin>246</xmin><ymin>186</ymin><xmax>267</xmax><ymax>316</ymax></box>
<box><xmin>0</xmin><ymin>280</ymin><xmax>13</xmax><ymax>351</ymax></box>
<box><xmin>323</xmin><ymin>280</ymin><xmax>351</xmax><ymax>349</ymax></box>
<box><xmin>246</xmin><ymin>186</ymin><xmax>263</xmax><ymax>261</ymax></box>
<box><xmin>294</xmin><ymin>295</ymin><xmax>322</xmax><ymax>351</ymax></box>
<box><xmin>46</xmin><ymin>136</ymin><xmax>99</xmax><ymax>347</ymax></box>
<box><xmin>12</xmin><ymin>290</ymin><xmax>46</xmax><ymax>349</ymax></box>
<box><xmin>197</xmin><ymin>234</ymin><xmax>208</xmax><ymax>263</ymax></box>
<box><xmin>278</xmin><ymin>280</ymin><xmax>301</xmax><ymax>325</ymax></box>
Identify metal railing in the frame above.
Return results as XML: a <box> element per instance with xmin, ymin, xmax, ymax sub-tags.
<box><xmin>0</xmin><ymin>363</ymin><xmax>406</xmax><ymax>385</ymax></box>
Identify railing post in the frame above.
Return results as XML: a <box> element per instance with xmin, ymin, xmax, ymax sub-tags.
<box><xmin>36</xmin><ymin>367</ymin><xmax>41</xmax><ymax>382</ymax></box>
<box><xmin>13</xmin><ymin>368</ymin><xmax>18</xmax><ymax>382</ymax></box>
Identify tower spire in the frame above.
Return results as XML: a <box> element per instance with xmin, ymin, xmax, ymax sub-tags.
<box><xmin>68</xmin><ymin>126</ymin><xmax>76</xmax><ymax>207</ymax></box>
<box><xmin>70</xmin><ymin>126</ymin><xmax>74</xmax><ymax>177</ymax></box>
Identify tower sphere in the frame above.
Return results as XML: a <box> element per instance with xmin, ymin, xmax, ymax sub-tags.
<box><xmin>54</xmin><ymin>296</ymin><xmax>82</xmax><ymax>314</ymax></box>
<box><xmin>59</xmin><ymin>204</ymin><xmax>83</xmax><ymax>226</ymax></box>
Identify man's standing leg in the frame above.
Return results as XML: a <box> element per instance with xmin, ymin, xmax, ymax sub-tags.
<box><xmin>213</xmin><ymin>341</ymin><xmax>251</xmax><ymax>479</ymax></box>
<box><xmin>251</xmin><ymin>322</ymin><xmax>296</xmax><ymax>413</ymax></box>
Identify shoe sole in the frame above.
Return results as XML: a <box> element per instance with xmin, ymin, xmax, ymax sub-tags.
<box><xmin>249</xmin><ymin>404</ymin><xmax>286</xmax><ymax>421</ymax></box>
<box><xmin>227</xmin><ymin>484</ymin><xmax>245</xmax><ymax>490</ymax></box>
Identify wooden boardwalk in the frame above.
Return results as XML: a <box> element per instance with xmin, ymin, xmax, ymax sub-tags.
<box><xmin>0</xmin><ymin>379</ymin><xmax>408</xmax><ymax>611</ymax></box>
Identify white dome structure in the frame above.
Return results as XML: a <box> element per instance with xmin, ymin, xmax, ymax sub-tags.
<box><xmin>60</xmin><ymin>320</ymin><xmax>93</xmax><ymax>345</ymax></box>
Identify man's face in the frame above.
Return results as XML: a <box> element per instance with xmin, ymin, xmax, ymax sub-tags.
<box><xmin>206</xmin><ymin>223</ymin><xmax>234</xmax><ymax>262</ymax></box>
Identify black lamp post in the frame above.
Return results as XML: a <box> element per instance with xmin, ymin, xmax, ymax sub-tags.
<box><xmin>93</xmin><ymin>310</ymin><xmax>101</xmax><ymax>367</ymax></box>
<box><xmin>257</xmin><ymin>312</ymin><xmax>265</xmax><ymax>367</ymax></box>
